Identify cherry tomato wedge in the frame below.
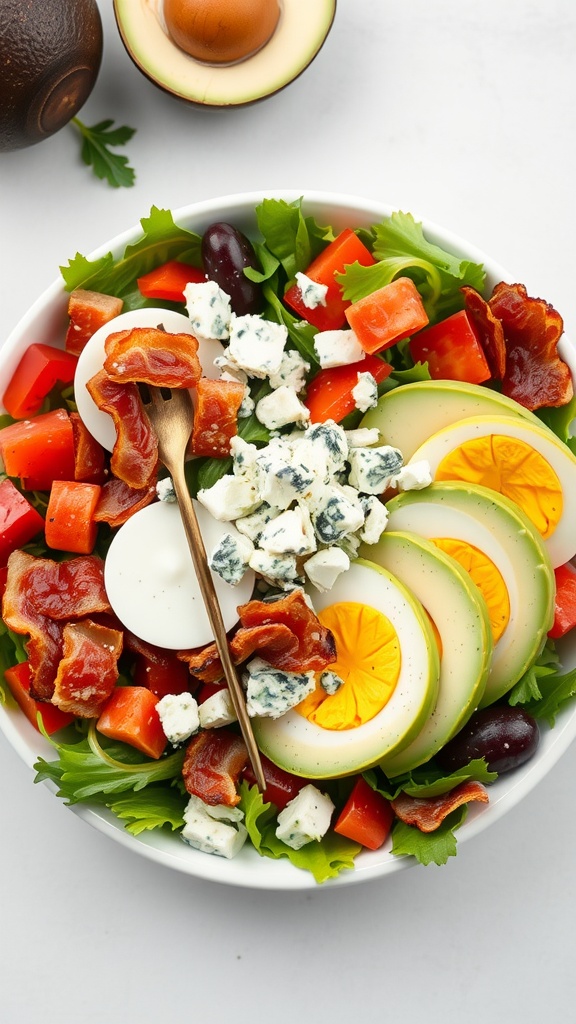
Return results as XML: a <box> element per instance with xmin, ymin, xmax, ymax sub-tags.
<box><xmin>2</xmin><ymin>344</ymin><xmax>78</xmax><ymax>420</ymax></box>
<box><xmin>304</xmin><ymin>354</ymin><xmax>392</xmax><ymax>423</ymax></box>
<box><xmin>334</xmin><ymin>776</ymin><xmax>395</xmax><ymax>850</ymax></box>
<box><xmin>409</xmin><ymin>309</ymin><xmax>491</xmax><ymax>384</ymax></box>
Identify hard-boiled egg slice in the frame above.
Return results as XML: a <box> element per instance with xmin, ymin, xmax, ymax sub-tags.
<box><xmin>74</xmin><ymin>307</ymin><xmax>225</xmax><ymax>450</ymax></box>
<box><xmin>251</xmin><ymin>559</ymin><xmax>440</xmax><ymax>779</ymax></box>
<box><xmin>104</xmin><ymin>499</ymin><xmax>254</xmax><ymax>649</ymax></box>
<box><xmin>362</xmin><ymin>531</ymin><xmax>493</xmax><ymax>776</ymax></box>
<box><xmin>409</xmin><ymin>414</ymin><xmax>576</xmax><ymax>567</ymax></box>
<box><xmin>386</xmin><ymin>482</ymin><xmax>555</xmax><ymax>706</ymax></box>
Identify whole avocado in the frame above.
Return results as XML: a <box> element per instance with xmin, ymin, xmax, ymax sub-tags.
<box><xmin>0</xmin><ymin>0</ymin><xmax>103</xmax><ymax>152</ymax></box>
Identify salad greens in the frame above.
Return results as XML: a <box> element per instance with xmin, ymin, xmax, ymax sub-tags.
<box><xmin>2</xmin><ymin>196</ymin><xmax>576</xmax><ymax>882</ymax></box>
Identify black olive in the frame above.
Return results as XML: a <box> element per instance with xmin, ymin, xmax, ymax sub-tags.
<box><xmin>435</xmin><ymin>706</ymin><xmax>540</xmax><ymax>774</ymax></box>
<box><xmin>201</xmin><ymin>222</ymin><xmax>263</xmax><ymax>316</ymax></box>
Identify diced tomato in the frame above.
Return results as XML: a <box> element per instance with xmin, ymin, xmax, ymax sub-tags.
<box><xmin>65</xmin><ymin>289</ymin><xmax>123</xmax><ymax>357</ymax></box>
<box><xmin>304</xmin><ymin>353</ymin><xmax>392</xmax><ymax>423</ymax></box>
<box><xmin>2</xmin><ymin>344</ymin><xmax>78</xmax><ymax>420</ymax></box>
<box><xmin>137</xmin><ymin>260</ymin><xmax>205</xmax><ymax>303</ymax></box>
<box><xmin>70</xmin><ymin>412</ymin><xmax>107</xmax><ymax>484</ymax></box>
<box><xmin>333</xmin><ymin>776</ymin><xmax>395</xmax><ymax>850</ymax></box>
<box><xmin>409</xmin><ymin>309</ymin><xmax>491</xmax><ymax>385</ymax></box>
<box><xmin>242</xmin><ymin>754</ymin><xmax>311</xmax><ymax>811</ymax></box>
<box><xmin>345</xmin><ymin>277</ymin><xmax>429</xmax><ymax>354</ymax></box>
<box><xmin>4</xmin><ymin>662</ymin><xmax>74</xmax><ymax>735</ymax></box>
<box><xmin>45</xmin><ymin>480</ymin><xmax>102</xmax><ymax>554</ymax></box>
<box><xmin>283</xmin><ymin>229</ymin><xmax>376</xmax><ymax>332</ymax></box>
<box><xmin>131</xmin><ymin>644</ymin><xmax>192</xmax><ymax>698</ymax></box>
<box><xmin>549</xmin><ymin>562</ymin><xmax>576</xmax><ymax>639</ymax></box>
<box><xmin>0</xmin><ymin>408</ymin><xmax>76</xmax><ymax>491</ymax></box>
<box><xmin>0</xmin><ymin>478</ymin><xmax>45</xmax><ymax>566</ymax></box>
<box><xmin>97</xmin><ymin>686</ymin><xmax>167</xmax><ymax>759</ymax></box>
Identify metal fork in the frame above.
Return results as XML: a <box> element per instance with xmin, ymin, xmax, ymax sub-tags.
<box><xmin>142</xmin><ymin>385</ymin><xmax>266</xmax><ymax>791</ymax></box>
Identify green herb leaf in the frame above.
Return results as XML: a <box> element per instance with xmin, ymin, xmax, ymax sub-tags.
<box><xmin>61</xmin><ymin>206</ymin><xmax>202</xmax><ymax>298</ymax></box>
<box><xmin>366</xmin><ymin>757</ymin><xmax>496</xmax><ymax>800</ymax></box>
<box><xmin>72</xmin><ymin>117</ymin><xmax>136</xmax><ymax>189</ymax></box>
<box><xmin>391</xmin><ymin>805</ymin><xmax>468</xmax><ymax>866</ymax></box>
<box><xmin>105</xmin><ymin>787</ymin><xmax>187</xmax><ymax>835</ymax></box>
<box><xmin>239</xmin><ymin>782</ymin><xmax>360</xmax><ymax>884</ymax></box>
<box><xmin>508</xmin><ymin>640</ymin><xmax>561</xmax><ymax>706</ymax></box>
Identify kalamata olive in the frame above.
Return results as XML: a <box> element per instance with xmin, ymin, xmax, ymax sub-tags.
<box><xmin>201</xmin><ymin>222</ymin><xmax>263</xmax><ymax>315</ymax></box>
<box><xmin>436</xmin><ymin>706</ymin><xmax>540</xmax><ymax>775</ymax></box>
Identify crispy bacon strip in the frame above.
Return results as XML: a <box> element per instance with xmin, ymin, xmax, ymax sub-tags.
<box><xmin>51</xmin><ymin>620</ymin><xmax>123</xmax><ymax>717</ymax></box>
<box><xmin>87</xmin><ymin>369</ymin><xmax>158</xmax><ymax>489</ymax></box>
<box><xmin>190</xmin><ymin>378</ymin><xmax>245</xmax><ymax>459</ymax></box>
<box><xmin>462</xmin><ymin>285</ymin><xmax>506</xmax><ymax>379</ymax></box>
<box><xmin>2</xmin><ymin>551</ymin><xmax>111</xmax><ymax>700</ymax></box>
<box><xmin>94</xmin><ymin>477</ymin><xmax>157</xmax><ymax>528</ymax></box>
<box><xmin>70</xmin><ymin>411</ymin><xmax>107</xmax><ymax>484</ymax></box>
<box><xmin>182</xmin><ymin>729</ymin><xmax>248</xmax><ymax>807</ymax></box>
<box><xmin>489</xmin><ymin>282</ymin><xmax>572</xmax><ymax>410</ymax></box>
<box><xmin>391</xmin><ymin>780</ymin><xmax>489</xmax><ymax>833</ymax></box>
<box><xmin>179</xmin><ymin>622</ymin><xmax>299</xmax><ymax>683</ymax></box>
<box><xmin>238</xmin><ymin>589</ymin><xmax>336</xmax><ymax>671</ymax></box>
<box><xmin>104</xmin><ymin>326</ymin><xmax>202</xmax><ymax>388</ymax></box>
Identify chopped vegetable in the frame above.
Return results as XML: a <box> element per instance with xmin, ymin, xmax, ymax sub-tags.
<box><xmin>97</xmin><ymin>686</ymin><xmax>167</xmax><ymax>759</ymax></box>
<box><xmin>137</xmin><ymin>260</ymin><xmax>205</xmax><ymax>302</ymax></box>
<box><xmin>4</xmin><ymin>662</ymin><xmax>74</xmax><ymax>734</ymax></box>
<box><xmin>0</xmin><ymin>408</ymin><xmax>76</xmax><ymax>490</ymax></box>
<box><xmin>549</xmin><ymin>563</ymin><xmax>576</xmax><ymax>639</ymax></box>
<box><xmin>45</xmin><ymin>480</ymin><xmax>102</xmax><ymax>554</ymax></box>
<box><xmin>345</xmin><ymin>277</ymin><xmax>429</xmax><ymax>354</ymax></box>
<box><xmin>334</xmin><ymin>776</ymin><xmax>395</xmax><ymax>850</ymax></box>
<box><xmin>409</xmin><ymin>309</ymin><xmax>491</xmax><ymax>384</ymax></box>
<box><xmin>0</xmin><ymin>479</ymin><xmax>44</xmax><ymax>566</ymax></box>
<box><xmin>65</xmin><ymin>289</ymin><xmax>124</xmax><ymax>356</ymax></box>
<box><xmin>2</xmin><ymin>344</ymin><xmax>78</xmax><ymax>419</ymax></box>
<box><xmin>304</xmin><ymin>353</ymin><xmax>392</xmax><ymax>423</ymax></box>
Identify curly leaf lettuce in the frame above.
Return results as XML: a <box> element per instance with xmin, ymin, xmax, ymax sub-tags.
<box><xmin>391</xmin><ymin>805</ymin><xmax>468</xmax><ymax>866</ymax></box>
<box><xmin>255</xmin><ymin>197</ymin><xmax>333</xmax><ymax>281</ymax></box>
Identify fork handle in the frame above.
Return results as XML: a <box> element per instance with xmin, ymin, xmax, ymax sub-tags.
<box><xmin>170</xmin><ymin>465</ymin><xmax>266</xmax><ymax>792</ymax></box>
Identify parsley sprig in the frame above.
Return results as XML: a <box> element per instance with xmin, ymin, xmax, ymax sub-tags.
<box><xmin>72</xmin><ymin>116</ymin><xmax>136</xmax><ymax>188</ymax></box>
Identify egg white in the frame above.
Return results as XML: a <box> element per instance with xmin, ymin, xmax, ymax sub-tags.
<box><xmin>409</xmin><ymin>414</ymin><xmax>576</xmax><ymax>567</ymax></box>
<box><xmin>251</xmin><ymin>559</ymin><xmax>440</xmax><ymax>779</ymax></box>
<box><xmin>74</xmin><ymin>307</ymin><xmax>224</xmax><ymax>450</ymax></box>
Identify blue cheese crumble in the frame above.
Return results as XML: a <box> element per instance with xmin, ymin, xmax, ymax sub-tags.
<box><xmin>320</xmin><ymin>670</ymin><xmax>345</xmax><ymax>695</ymax></box>
<box><xmin>255</xmin><ymin>385</ymin><xmax>310</xmax><ymax>430</ymax></box>
<box><xmin>275</xmin><ymin>785</ymin><xmax>335</xmax><ymax>850</ymax></box>
<box><xmin>244</xmin><ymin>657</ymin><xmax>316</xmax><ymax>718</ymax></box>
<box><xmin>198</xmin><ymin>688</ymin><xmax>237</xmax><ymax>729</ymax></box>
<box><xmin>390</xmin><ymin>460</ymin><xmax>433</xmax><ymax>491</ymax></box>
<box><xmin>268</xmin><ymin>349</ymin><xmax>310</xmax><ymax>392</ymax></box>
<box><xmin>182</xmin><ymin>796</ymin><xmax>247</xmax><ymax>859</ymax></box>
<box><xmin>313</xmin><ymin>328</ymin><xmax>365</xmax><ymax>368</ymax></box>
<box><xmin>295</xmin><ymin>272</ymin><xmax>328</xmax><ymax>309</ymax></box>
<box><xmin>156</xmin><ymin>476</ymin><xmax>176</xmax><ymax>502</ymax></box>
<box><xmin>184</xmin><ymin>280</ymin><xmax>232</xmax><ymax>340</ymax></box>
<box><xmin>197</xmin><ymin>474</ymin><xmax>261</xmax><ymax>521</ymax></box>
<box><xmin>258</xmin><ymin>506</ymin><xmax>316</xmax><ymax>556</ymax></box>
<box><xmin>351</xmin><ymin>370</ymin><xmax>378</xmax><ymax>412</ymax></box>
<box><xmin>303</xmin><ymin>546</ymin><xmax>350</xmax><ymax>591</ymax></box>
<box><xmin>156</xmin><ymin>692</ymin><xmax>199</xmax><ymax>745</ymax></box>
<box><xmin>209</xmin><ymin>532</ymin><xmax>254</xmax><ymax>586</ymax></box>
<box><xmin>227</xmin><ymin>314</ymin><xmax>288</xmax><ymax>378</ymax></box>
<box><xmin>347</xmin><ymin>445</ymin><xmax>404</xmax><ymax>495</ymax></box>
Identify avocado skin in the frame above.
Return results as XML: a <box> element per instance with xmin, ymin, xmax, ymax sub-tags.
<box><xmin>0</xmin><ymin>0</ymin><xmax>103</xmax><ymax>151</ymax></box>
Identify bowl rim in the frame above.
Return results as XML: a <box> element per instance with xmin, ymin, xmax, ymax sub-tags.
<box><xmin>1</xmin><ymin>188</ymin><xmax>575</xmax><ymax>891</ymax></box>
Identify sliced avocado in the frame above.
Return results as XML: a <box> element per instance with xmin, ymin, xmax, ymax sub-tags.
<box><xmin>360</xmin><ymin>380</ymin><xmax>538</xmax><ymax>460</ymax></box>
<box><xmin>113</xmin><ymin>0</ymin><xmax>337</xmax><ymax>108</ymax></box>
<box><xmin>0</xmin><ymin>0</ymin><xmax>102</xmax><ymax>151</ymax></box>
<box><xmin>361</xmin><ymin>531</ymin><xmax>492</xmax><ymax>777</ymax></box>
<box><xmin>385</xmin><ymin>482</ymin><xmax>555</xmax><ymax>706</ymax></box>
<box><xmin>251</xmin><ymin>559</ymin><xmax>439</xmax><ymax>779</ymax></box>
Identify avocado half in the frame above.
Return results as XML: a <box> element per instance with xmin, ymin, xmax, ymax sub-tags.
<box><xmin>0</xmin><ymin>0</ymin><xmax>103</xmax><ymax>151</ymax></box>
<box><xmin>113</xmin><ymin>0</ymin><xmax>337</xmax><ymax>108</ymax></box>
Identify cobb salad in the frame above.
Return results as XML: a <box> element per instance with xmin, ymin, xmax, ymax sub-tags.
<box><xmin>1</xmin><ymin>196</ymin><xmax>576</xmax><ymax>884</ymax></box>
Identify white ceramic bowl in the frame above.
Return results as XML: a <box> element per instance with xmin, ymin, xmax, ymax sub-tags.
<box><xmin>1</xmin><ymin>190</ymin><xmax>575</xmax><ymax>890</ymax></box>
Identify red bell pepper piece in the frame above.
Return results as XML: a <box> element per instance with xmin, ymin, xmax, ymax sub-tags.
<box><xmin>45</xmin><ymin>480</ymin><xmax>102</xmax><ymax>555</ymax></box>
<box><xmin>283</xmin><ymin>229</ymin><xmax>376</xmax><ymax>332</ymax></box>
<box><xmin>137</xmin><ymin>260</ymin><xmax>206</xmax><ymax>303</ymax></box>
<box><xmin>549</xmin><ymin>562</ymin><xmax>576</xmax><ymax>639</ymax></box>
<box><xmin>2</xmin><ymin>344</ymin><xmax>78</xmax><ymax>420</ymax></box>
<box><xmin>345</xmin><ymin>277</ymin><xmax>429</xmax><ymax>355</ymax></box>
<box><xmin>97</xmin><ymin>686</ymin><xmax>167</xmax><ymax>759</ymax></box>
<box><xmin>4</xmin><ymin>661</ymin><xmax>74</xmax><ymax>734</ymax></box>
<box><xmin>0</xmin><ymin>408</ymin><xmax>76</xmax><ymax>491</ymax></box>
<box><xmin>333</xmin><ymin>776</ymin><xmax>395</xmax><ymax>850</ymax></box>
<box><xmin>0</xmin><ymin>478</ymin><xmax>45</xmax><ymax>566</ymax></box>
<box><xmin>65</xmin><ymin>289</ymin><xmax>124</xmax><ymax>357</ymax></box>
<box><xmin>304</xmin><ymin>353</ymin><xmax>392</xmax><ymax>424</ymax></box>
<box><xmin>409</xmin><ymin>308</ymin><xmax>491</xmax><ymax>385</ymax></box>
<box><xmin>242</xmin><ymin>753</ymin><xmax>311</xmax><ymax>811</ymax></box>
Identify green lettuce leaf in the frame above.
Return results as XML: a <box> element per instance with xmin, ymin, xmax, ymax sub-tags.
<box><xmin>391</xmin><ymin>805</ymin><xmax>468</xmax><ymax>866</ymax></box>
<box><xmin>537</xmin><ymin>392</ymin><xmax>576</xmax><ymax>453</ymax></box>
<box><xmin>60</xmin><ymin>206</ymin><xmax>202</xmax><ymax>299</ymax></box>
<box><xmin>338</xmin><ymin>211</ymin><xmax>485</xmax><ymax>324</ymax></box>
<box><xmin>255</xmin><ymin>197</ymin><xmax>332</xmax><ymax>281</ymax></box>
<box><xmin>508</xmin><ymin>640</ymin><xmax>561</xmax><ymax>706</ymax></box>
<box><xmin>239</xmin><ymin>782</ymin><xmax>360</xmax><ymax>884</ymax></box>
<box><xmin>508</xmin><ymin>641</ymin><xmax>576</xmax><ymax>726</ymax></box>
<box><xmin>105</xmin><ymin>786</ymin><xmax>187</xmax><ymax>835</ymax></box>
<box><xmin>262</xmin><ymin>281</ymin><xmax>319</xmax><ymax>366</ymax></box>
<box><xmin>366</xmin><ymin>757</ymin><xmax>496</xmax><ymax>800</ymax></box>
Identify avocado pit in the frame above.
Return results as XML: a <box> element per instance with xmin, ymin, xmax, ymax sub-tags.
<box><xmin>163</xmin><ymin>0</ymin><xmax>281</xmax><ymax>66</ymax></box>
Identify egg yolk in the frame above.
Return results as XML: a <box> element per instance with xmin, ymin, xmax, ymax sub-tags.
<box><xmin>431</xmin><ymin>537</ymin><xmax>510</xmax><ymax>643</ymax></box>
<box><xmin>163</xmin><ymin>0</ymin><xmax>281</xmax><ymax>65</ymax></box>
<box><xmin>295</xmin><ymin>602</ymin><xmax>401</xmax><ymax>730</ymax></box>
<box><xmin>435</xmin><ymin>435</ymin><xmax>562</xmax><ymax>539</ymax></box>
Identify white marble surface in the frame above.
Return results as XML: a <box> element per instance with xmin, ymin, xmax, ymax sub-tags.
<box><xmin>1</xmin><ymin>2</ymin><xmax>575</xmax><ymax>1021</ymax></box>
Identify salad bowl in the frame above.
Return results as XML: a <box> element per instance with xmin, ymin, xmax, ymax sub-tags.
<box><xmin>1</xmin><ymin>190</ymin><xmax>575</xmax><ymax>890</ymax></box>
